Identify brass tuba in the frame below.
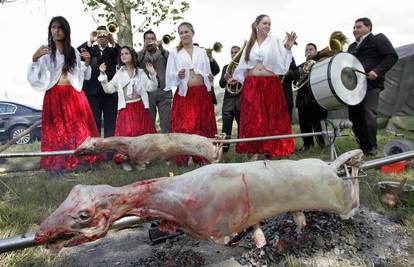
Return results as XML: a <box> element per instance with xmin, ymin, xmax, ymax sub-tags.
<box><xmin>225</xmin><ymin>41</ymin><xmax>246</xmax><ymax>95</ymax></box>
<box><xmin>292</xmin><ymin>31</ymin><xmax>349</xmax><ymax>91</ymax></box>
<box><xmin>291</xmin><ymin>59</ymin><xmax>316</xmax><ymax>91</ymax></box>
<box><xmin>315</xmin><ymin>31</ymin><xmax>349</xmax><ymax>61</ymax></box>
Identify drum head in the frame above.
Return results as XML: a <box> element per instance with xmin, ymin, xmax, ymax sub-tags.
<box><xmin>329</xmin><ymin>53</ymin><xmax>367</xmax><ymax>106</ymax></box>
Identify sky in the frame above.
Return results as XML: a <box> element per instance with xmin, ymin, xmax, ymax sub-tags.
<box><xmin>0</xmin><ymin>0</ymin><xmax>413</xmax><ymax>108</ymax></box>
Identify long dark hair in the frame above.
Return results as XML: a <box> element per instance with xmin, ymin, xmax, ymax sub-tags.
<box><xmin>119</xmin><ymin>46</ymin><xmax>138</xmax><ymax>68</ymax></box>
<box><xmin>244</xmin><ymin>14</ymin><xmax>268</xmax><ymax>62</ymax></box>
<box><xmin>48</xmin><ymin>16</ymin><xmax>76</xmax><ymax>73</ymax></box>
<box><xmin>176</xmin><ymin>22</ymin><xmax>195</xmax><ymax>52</ymax></box>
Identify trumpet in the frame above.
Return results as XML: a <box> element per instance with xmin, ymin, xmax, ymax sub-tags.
<box><xmin>148</xmin><ymin>34</ymin><xmax>173</xmax><ymax>50</ymax></box>
<box><xmin>205</xmin><ymin>42</ymin><xmax>223</xmax><ymax>53</ymax></box>
<box><xmin>107</xmin><ymin>21</ymin><xmax>118</xmax><ymax>34</ymax></box>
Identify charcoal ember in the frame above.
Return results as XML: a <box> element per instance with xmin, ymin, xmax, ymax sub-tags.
<box><xmin>234</xmin><ymin>210</ymin><xmax>385</xmax><ymax>266</ymax></box>
<box><xmin>135</xmin><ymin>248</ymin><xmax>205</xmax><ymax>267</ymax></box>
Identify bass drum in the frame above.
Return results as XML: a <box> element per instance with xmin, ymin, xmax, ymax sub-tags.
<box><xmin>310</xmin><ymin>52</ymin><xmax>367</xmax><ymax>110</ymax></box>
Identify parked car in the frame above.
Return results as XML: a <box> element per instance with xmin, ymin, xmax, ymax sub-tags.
<box><xmin>0</xmin><ymin>101</ymin><xmax>42</xmax><ymax>144</ymax></box>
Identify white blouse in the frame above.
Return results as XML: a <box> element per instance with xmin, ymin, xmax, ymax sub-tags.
<box><xmin>27</xmin><ymin>49</ymin><xmax>91</xmax><ymax>92</ymax></box>
<box><xmin>233</xmin><ymin>35</ymin><xmax>292</xmax><ymax>84</ymax></box>
<box><xmin>98</xmin><ymin>66</ymin><xmax>158</xmax><ymax>110</ymax></box>
<box><xmin>165</xmin><ymin>46</ymin><xmax>212</xmax><ymax>96</ymax></box>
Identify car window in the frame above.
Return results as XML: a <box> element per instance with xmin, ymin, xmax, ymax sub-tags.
<box><xmin>0</xmin><ymin>103</ymin><xmax>17</xmax><ymax>115</ymax></box>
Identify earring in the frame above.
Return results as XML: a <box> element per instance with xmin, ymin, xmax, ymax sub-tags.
<box><xmin>256</xmin><ymin>28</ymin><xmax>259</xmax><ymax>32</ymax></box>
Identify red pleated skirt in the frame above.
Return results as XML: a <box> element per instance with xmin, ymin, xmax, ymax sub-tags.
<box><xmin>113</xmin><ymin>101</ymin><xmax>157</xmax><ymax>164</ymax></box>
<box><xmin>114</xmin><ymin>101</ymin><xmax>156</xmax><ymax>137</ymax></box>
<box><xmin>40</xmin><ymin>84</ymin><xmax>104</xmax><ymax>171</ymax></box>
<box><xmin>171</xmin><ymin>85</ymin><xmax>217</xmax><ymax>165</ymax></box>
<box><xmin>236</xmin><ymin>76</ymin><xmax>295</xmax><ymax>157</ymax></box>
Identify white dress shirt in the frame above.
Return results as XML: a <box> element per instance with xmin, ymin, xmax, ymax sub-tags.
<box><xmin>165</xmin><ymin>46</ymin><xmax>212</xmax><ymax>96</ymax></box>
<box><xmin>27</xmin><ymin>49</ymin><xmax>91</xmax><ymax>92</ymax></box>
<box><xmin>98</xmin><ymin>66</ymin><xmax>158</xmax><ymax>110</ymax></box>
<box><xmin>233</xmin><ymin>35</ymin><xmax>292</xmax><ymax>84</ymax></box>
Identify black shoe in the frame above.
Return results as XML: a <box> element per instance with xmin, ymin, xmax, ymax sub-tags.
<box><xmin>264</xmin><ymin>153</ymin><xmax>273</xmax><ymax>160</ymax></box>
<box><xmin>365</xmin><ymin>146</ymin><xmax>378</xmax><ymax>156</ymax></box>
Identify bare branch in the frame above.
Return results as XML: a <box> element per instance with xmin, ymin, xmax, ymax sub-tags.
<box><xmin>95</xmin><ymin>0</ymin><xmax>113</xmax><ymax>10</ymax></box>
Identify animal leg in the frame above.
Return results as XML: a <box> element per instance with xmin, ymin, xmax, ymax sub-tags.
<box><xmin>291</xmin><ymin>211</ymin><xmax>307</xmax><ymax>229</ymax></box>
<box><xmin>252</xmin><ymin>223</ymin><xmax>266</xmax><ymax>248</ymax></box>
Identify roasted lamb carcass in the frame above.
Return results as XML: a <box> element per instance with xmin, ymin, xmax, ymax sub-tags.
<box><xmin>35</xmin><ymin>150</ymin><xmax>362</xmax><ymax>252</ymax></box>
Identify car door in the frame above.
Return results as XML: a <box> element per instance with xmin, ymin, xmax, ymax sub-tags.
<box><xmin>0</xmin><ymin>103</ymin><xmax>17</xmax><ymax>137</ymax></box>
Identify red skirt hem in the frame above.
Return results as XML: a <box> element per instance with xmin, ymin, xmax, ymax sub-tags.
<box><xmin>113</xmin><ymin>101</ymin><xmax>157</xmax><ymax>164</ymax></box>
<box><xmin>40</xmin><ymin>84</ymin><xmax>104</xmax><ymax>171</ymax></box>
<box><xmin>236</xmin><ymin>76</ymin><xmax>295</xmax><ymax>157</ymax></box>
<box><xmin>170</xmin><ymin>85</ymin><xmax>217</xmax><ymax>165</ymax></box>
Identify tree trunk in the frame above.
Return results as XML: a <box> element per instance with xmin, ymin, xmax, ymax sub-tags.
<box><xmin>113</xmin><ymin>0</ymin><xmax>133</xmax><ymax>47</ymax></box>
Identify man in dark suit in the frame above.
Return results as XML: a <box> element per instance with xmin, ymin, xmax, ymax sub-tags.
<box><xmin>219</xmin><ymin>45</ymin><xmax>241</xmax><ymax>152</ymax></box>
<box><xmin>348</xmin><ymin>17</ymin><xmax>398</xmax><ymax>156</ymax></box>
<box><xmin>295</xmin><ymin>43</ymin><xmax>328</xmax><ymax>151</ymax></box>
<box><xmin>78</xmin><ymin>26</ymin><xmax>120</xmax><ymax>137</ymax></box>
<box><xmin>281</xmin><ymin>58</ymin><xmax>297</xmax><ymax>120</ymax></box>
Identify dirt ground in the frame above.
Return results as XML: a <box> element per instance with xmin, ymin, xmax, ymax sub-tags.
<box><xmin>59</xmin><ymin>206</ymin><xmax>413</xmax><ymax>267</ymax></box>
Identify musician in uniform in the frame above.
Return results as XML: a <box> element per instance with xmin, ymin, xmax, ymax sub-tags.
<box><xmin>77</xmin><ymin>26</ymin><xmax>120</xmax><ymax>138</ymax></box>
<box><xmin>137</xmin><ymin>30</ymin><xmax>171</xmax><ymax>133</ymax></box>
<box><xmin>219</xmin><ymin>45</ymin><xmax>241</xmax><ymax>152</ymax></box>
<box><xmin>348</xmin><ymin>17</ymin><xmax>398</xmax><ymax>156</ymax></box>
<box><xmin>295</xmin><ymin>43</ymin><xmax>328</xmax><ymax>151</ymax></box>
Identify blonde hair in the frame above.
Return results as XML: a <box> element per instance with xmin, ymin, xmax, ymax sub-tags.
<box><xmin>176</xmin><ymin>22</ymin><xmax>195</xmax><ymax>52</ymax></box>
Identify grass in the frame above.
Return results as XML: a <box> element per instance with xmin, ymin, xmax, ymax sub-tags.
<box><xmin>0</xmin><ymin>126</ymin><xmax>413</xmax><ymax>266</ymax></box>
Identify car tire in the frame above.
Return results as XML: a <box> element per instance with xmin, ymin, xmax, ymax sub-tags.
<box><xmin>9</xmin><ymin>126</ymin><xmax>32</xmax><ymax>145</ymax></box>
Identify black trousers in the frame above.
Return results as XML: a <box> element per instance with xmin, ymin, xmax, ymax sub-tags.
<box><xmin>298</xmin><ymin>104</ymin><xmax>328</xmax><ymax>147</ymax></box>
<box><xmin>148</xmin><ymin>89</ymin><xmax>172</xmax><ymax>133</ymax></box>
<box><xmin>282</xmin><ymin>83</ymin><xmax>294</xmax><ymax>120</ymax></box>
<box><xmin>86</xmin><ymin>94</ymin><xmax>117</xmax><ymax>138</ymax></box>
<box><xmin>348</xmin><ymin>88</ymin><xmax>381</xmax><ymax>151</ymax></box>
<box><xmin>221</xmin><ymin>93</ymin><xmax>241</xmax><ymax>152</ymax></box>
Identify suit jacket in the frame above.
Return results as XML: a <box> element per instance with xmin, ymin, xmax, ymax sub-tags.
<box><xmin>77</xmin><ymin>42</ymin><xmax>120</xmax><ymax>96</ymax></box>
<box><xmin>348</xmin><ymin>33</ymin><xmax>398</xmax><ymax>90</ymax></box>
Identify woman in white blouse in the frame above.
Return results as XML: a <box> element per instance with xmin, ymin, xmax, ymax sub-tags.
<box><xmin>165</xmin><ymin>22</ymin><xmax>217</xmax><ymax>165</ymax></box>
<box><xmin>98</xmin><ymin>46</ymin><xmax>158</xmax><ymax>170</ymax></box>
<box><xmin>229</xmin><ymin>14</ymin><xmax>297</xmax><ymax>158</ymax></box>
<box><xmin>27</xmin><ymin>16</ymin><xmax>103</xmax><ymax>172</ymax></box>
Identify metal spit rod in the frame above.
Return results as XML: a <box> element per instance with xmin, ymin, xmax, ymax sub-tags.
<box><xmin>0</xmin><ymin>150</ymin><xmax>75</xmax><ymax>158</ymax></box>
<box><xmin>0</xmin><ymin>130</ymin><xmax>341</xmax><ymax>158</ymax></box>
<box><xmin>0</xmin><ymin>216</ymin><xmax>144</xmax><ymax>253</ymax></box>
